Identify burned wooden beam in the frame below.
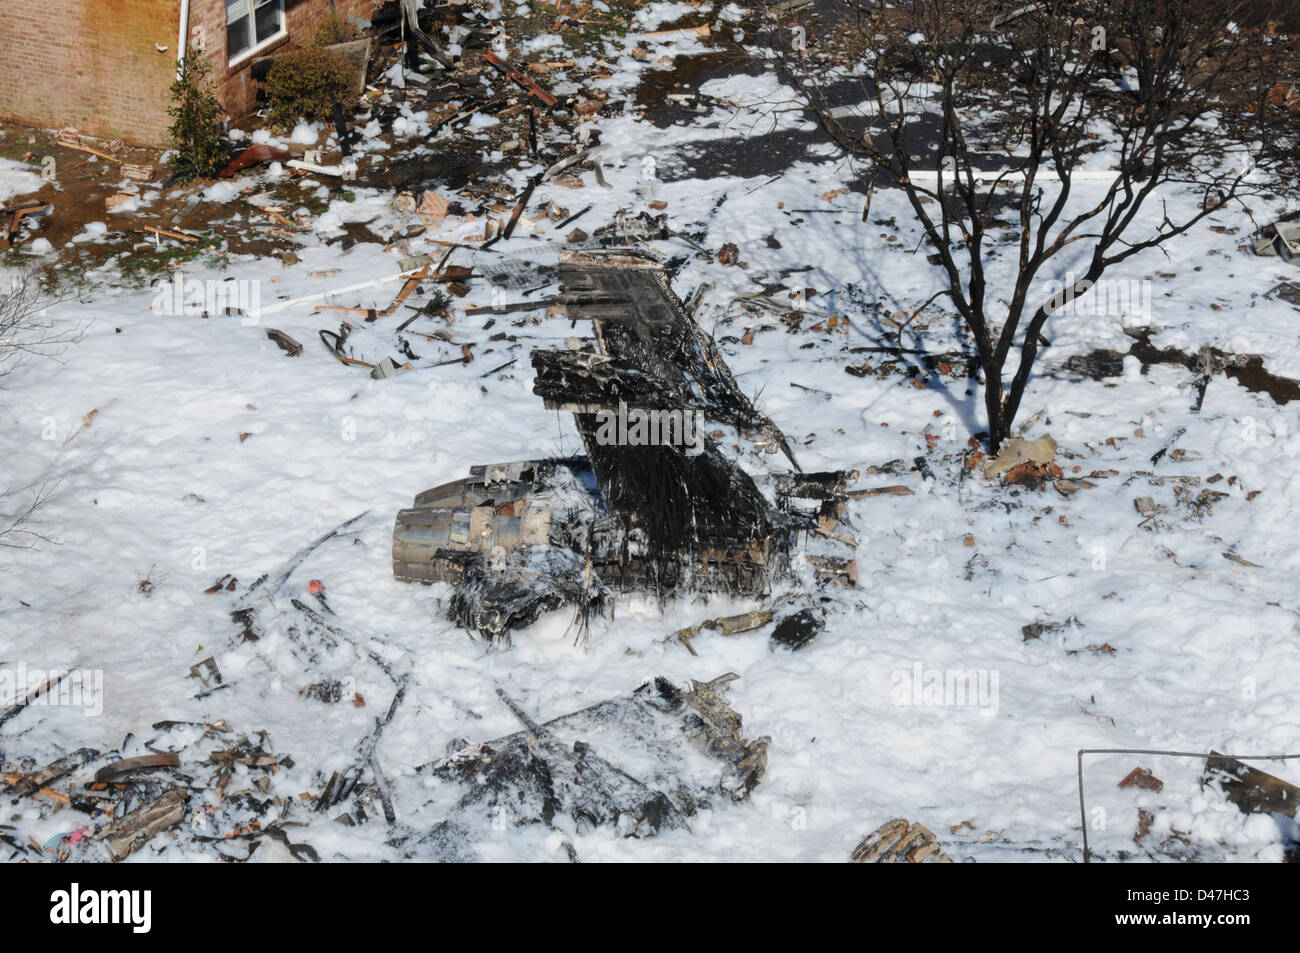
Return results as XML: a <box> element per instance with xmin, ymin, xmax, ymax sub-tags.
<box><xmin>317</xmin><ymin>674</ymin><xmax>409</xmax><ymax>819</ymax></box>
<box><xmin>400</xmin><ymin>0</ymin><xmax>455</xmax><ymax>70</ymax></box>
<box><xmin>483</xmin><ymin>52</ymin><xmax>558</xmax><ymax>107</ymax></box>
<box><xmin>1204</xmin><ymin>753</ymin><xmax>1300</xmax><ymax>819</ymax></box>
<box><xmin>4</xmin><ymin>747</ymin><xmax>99</xmax><ymax>797</ymax></box>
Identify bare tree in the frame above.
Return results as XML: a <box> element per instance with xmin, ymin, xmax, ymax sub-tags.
<box><xmin>0</xmin><ymin>482</ymin><xmax>58</xmax><ymax>552</ymax></box>
<box><xmin>0</xmin><ymin>269</ymin><xmax>80</xmax><ymax>551</ymax></box>
<box><xmin>0</xmin><ymin>269</ymin><xmax>81</xmax><ymax>383</ymax></box>
<box><xmin>767</xmin><ymin>0</ymin><xmax>1297</xmax><ymax>450</ymax></box>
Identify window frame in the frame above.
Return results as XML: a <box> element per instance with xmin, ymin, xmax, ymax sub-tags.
<box><xmin>225</xmin><ymin>0</ymin><xmax>287</xmax><ymax>68</ymax></box>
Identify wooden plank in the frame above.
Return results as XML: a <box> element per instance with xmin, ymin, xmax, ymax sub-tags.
<box><xmin>640</xmin><ymin>24</ymin><xmax>711</xmax><ymax>38</ymax></box>
<box><xmin>483</xmin><ymin>52</ymin><xmax>558</xmax><ymax>107</ymax></box>
<box><xmin>847</xmin><ymin>484</ymin><xmax>913</xmax><ymax>498</ymax></box>
<box><xmin>61</xmin><ymin>141</ymin><xmax>122</xmax><ymax>163</ymax></box>
<box><xmin>1205</xmin><ymin>753</ymin><xmax>1300</xmax><ymax>818</ymax></box>
<box><xmin>133</xmin><ymin>225</ymin><xmax>200</xmax><ymax>243</ymax></box>
<box><xmin>250</xmin><ymin>204</ymin><xmax>298</xmax><ymax>228</ymax></box>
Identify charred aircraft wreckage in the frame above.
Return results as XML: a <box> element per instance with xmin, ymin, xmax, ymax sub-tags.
<box><xmin>392</xmin><ymin>251</ymin><xmax>858</xmax><ymax>642</ymax></box>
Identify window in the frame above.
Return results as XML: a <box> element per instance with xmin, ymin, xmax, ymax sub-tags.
<box><xmin>226</xmin><ymin>0</ymin><xmax>285</xmax><ymax>64</ymax></box>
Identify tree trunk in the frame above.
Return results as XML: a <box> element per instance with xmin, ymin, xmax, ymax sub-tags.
<box><xmin>983</xmin><ymin>360</ymin><xmax>1009</xmax><ymax>453</ymax></box>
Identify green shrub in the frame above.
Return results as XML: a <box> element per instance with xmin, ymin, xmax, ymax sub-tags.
<box><xmin>313</xmin><ymin>13</ymin><xmax>358</xmax><ymax>47</ymax></box>
<box><xmin>167</xmin><ymin>48</ymin><xmax>225</xmax><ymax>183</ymax></box>
<box><xmin>264</xmin><ymin>48</ymin><xmax>359</xmax><ymax>131</ymax></box>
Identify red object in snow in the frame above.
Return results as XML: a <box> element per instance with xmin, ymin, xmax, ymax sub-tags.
<box><xmin>308</xmin><ymin>579</ymin><xmax>325</xmax><ymax>595</ymax></box>
<box><xmin>483</xmin><ymin>52</ymin><xmax>558</xmax><ymax>108</ymax></box>
<box><xmin>220</xmin><ymin>142</ymin><xmax>299</xmax><ymax>178</ymax></box>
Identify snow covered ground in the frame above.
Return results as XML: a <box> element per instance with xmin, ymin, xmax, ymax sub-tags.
<box><xmin>0</xmin><ymin>159</ymin><xmax>44</xmax><ymax>205</ymax></box>
<box><xmin>2</xmin><ymin>3</ymin><xmax>1299</xmax><ymax>862</ymax></box>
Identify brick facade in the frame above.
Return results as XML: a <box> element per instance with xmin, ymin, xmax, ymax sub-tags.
<box><xmin>0</xmin><ymin>0</ymin><xmax>384</xmax><ymax>147</ymax></box>
<box><xmin>0</xmin><ymin>0</ymin><xmax>180</xmax><ymax>145</ymax></box>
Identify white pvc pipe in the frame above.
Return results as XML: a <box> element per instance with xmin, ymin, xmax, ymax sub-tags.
<box><xmin>257</xmin><ymin>266</ymin><xmax>431</xmax><ymax>317</ymax></box>
<box><xmin>177</xmin><ymin>0</ymin><xmax>191</xmax><ymax>78</ymax></box>
<box><xmin>287</xmin><ymin>159</ymin><xmax>352</xmax><ymax>177</ymax></box>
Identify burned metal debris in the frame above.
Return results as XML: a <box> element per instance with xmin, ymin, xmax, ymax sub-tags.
<box><xmin>413</xmin><ymin>674</ymin><xmax>768</xmax><ymax>860</ymax></box>
<box><xmin>393</xmin><ymin>458</ymin><xmax>610</xmax><ymax>640</ymax></box>
<box><xmin>393</xmin><ymin>251</ymin><xmax>857</xmax><ymax>641</ymax></box>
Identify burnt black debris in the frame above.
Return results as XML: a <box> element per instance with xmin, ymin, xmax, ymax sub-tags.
<box><xmin>1021</xmin><ymin>616</ymin><xmax>1084</xmax><ymax>642</ymax></box>
<box><xmin>1204</xmin><ymin>753</ymin><xmax>1300</xmax><ymax>821</ymax></box>
<box><xmin>393</xmin><ymin>252</ymin><xmax>858</xmax><ymax>641</ymax></box>
<box><xmin>412</xmin><ymin>675</ymin><xmax>768</xmax><ymax>860</ymax></box>
<box><xmin>770</xmin><ymin>607</ymin><xmax>826</xmax><ymax>651</ymax></box>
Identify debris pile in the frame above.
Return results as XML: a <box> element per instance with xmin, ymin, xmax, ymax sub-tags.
<box><xmin>412</xmin><ymin>675</ymin><xmax>768</xmax><ymax>860</ymax></box>
<box><xmin>393</xmin><ymin>251</ymin><xmax>859</xmax><ymax>641</ymax></box>
<box><xmin>3</xmin><ymin>499</ymin><xmax>776</xmax><ymax>863</ymax></box>
<box><xmin>2</xmin><ymin>722</ymin><xmax>303</xmax><ymax>862</ymax></box>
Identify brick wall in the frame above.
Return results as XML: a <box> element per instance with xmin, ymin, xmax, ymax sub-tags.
<box><xmin>0</xmin><ymin>0</ymin><xmax>180</xmax><ymax>146</ymax></box>
<box><xmin>0</xmin><ymin>0</ymin><xmax>385</xmax><ymax>148</ymax></box>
